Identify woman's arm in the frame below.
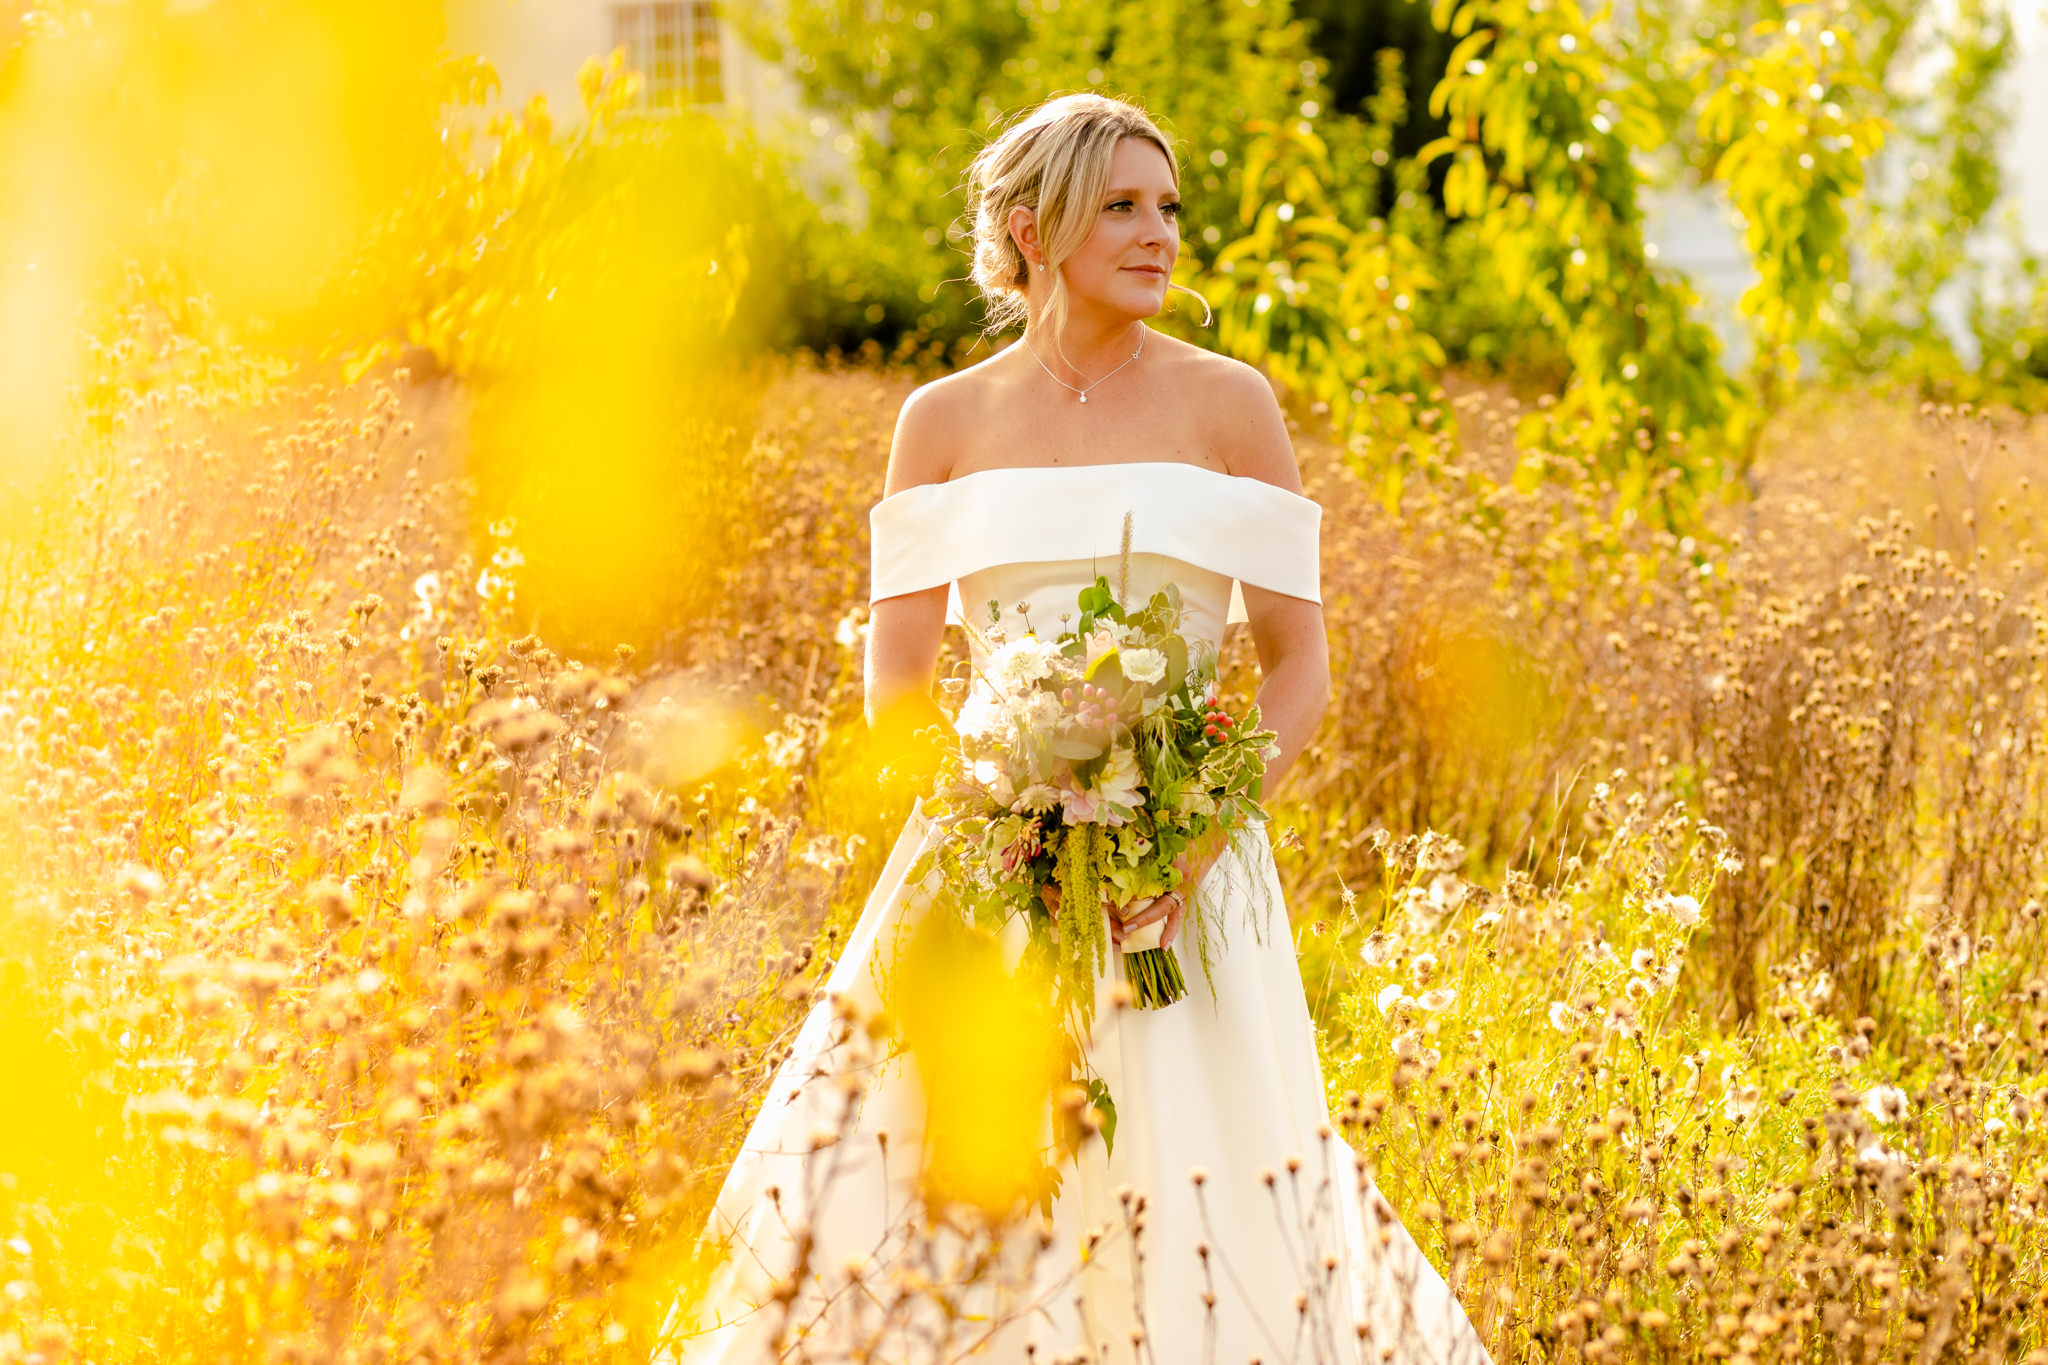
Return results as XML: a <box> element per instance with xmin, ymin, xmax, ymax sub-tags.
<box><xmin>1238</xmin><ymin>586</ymin><xmax>1331</xmax><ymax>794</ymax></box>
<box><xmin>1111</xmin><ymin>361</ymin><xmax>1330</xmax><ymax>948</ymax></box>
<box><xmin>864</xmin><ymin>587</ymin><xmax>949</xmax><ymax>729</ymax></box>
<box><xmin>1216</xmin><ymin>358</ymin><xmax>1331</xmax><ymax>793</ymax></box>
<box><xmin>862</xmin><ymin>383</ymin><xmax>956</xmax><ymax>729</ymax></box>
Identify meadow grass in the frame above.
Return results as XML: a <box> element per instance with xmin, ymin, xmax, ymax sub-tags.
<box><xmin>0</xmin><ymin>346</ymin><xmax>2044</xmax><ymax>1362</ymax></box>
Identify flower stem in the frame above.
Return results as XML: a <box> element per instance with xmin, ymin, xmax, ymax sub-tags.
<box><xmin>1124</xmin><ymin>947</ymin><xmax>1187</xmax><ymax>1009</ymax></box>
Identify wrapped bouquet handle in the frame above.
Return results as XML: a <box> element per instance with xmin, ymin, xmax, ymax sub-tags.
<box><xmin>1112</xmin><ymin>891</ymin><xmax>1187</xmax><ymax>1007</ymax></box>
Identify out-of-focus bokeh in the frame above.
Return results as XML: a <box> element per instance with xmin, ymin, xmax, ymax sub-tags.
<box><xmin>6</xmin><ymin>0</ymin><xmax>2048</xmax><ymax>1360</ymax></box>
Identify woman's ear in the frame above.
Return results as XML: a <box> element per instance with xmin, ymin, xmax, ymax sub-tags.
<box><xmin>1007</xmin><ymin>205</ymin><xmax>1042</xmax><ymax>270</ymax></box>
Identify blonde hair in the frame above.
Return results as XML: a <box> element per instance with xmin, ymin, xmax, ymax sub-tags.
<box><xmin>963</xmin><ymin>93</ymin><xmax>1211</xmax><ymax>362</ymax></box>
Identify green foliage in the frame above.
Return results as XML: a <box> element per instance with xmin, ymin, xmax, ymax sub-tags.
<box><xmin>1421</xmin><ymin>0</ymin><xmax>1742</xmax><ymax>507</ymax></box>
<box><xmin>1195</xmin><ymin>74</ymin><xmax>1447</xmax><ymax>467</ymax></box>
<box><xmin>1825</xmin><ymin>0</ymin><xmax>2043</xmax><ymax>399</ymax></box>
<box><xmin>336</xmin><ymin>52</ymin><xmax>789</xmax><ymax>384</ymax></box>
<box><xmin>1295</xmin><ymin>0</ymin><xmax>1459</xmax><ymax>185</ymax></box>
<box><xmin>728</xmin><ymin>0</ymin><xmax>2048</xmax><ymax>505</ymax></box>
<box><xmin>1694</xmin><ymin>6</ymin><xmax>1889</xmax><ymax>420</ymax></box>
<box><xmin>744</xmin><ymin>0</ymin><xmax>1335</xmax><ymax>348</ymax></box>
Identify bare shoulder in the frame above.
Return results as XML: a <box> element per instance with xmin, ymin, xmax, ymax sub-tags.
<box><xmin>883</xmin><ymin>367</ymin><xmax>979</xmax><ymax>496</ymax></box>
<box><xmin>1163</xmin><ymin>340</ymin><xmax>1301</xmax><ymax>492</ymax></box>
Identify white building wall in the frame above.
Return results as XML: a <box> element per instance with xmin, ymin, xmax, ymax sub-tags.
<box><xmin>446</xmin><ymin>0</ymin><xmax>817</xmax><ymax>141</ymax></box>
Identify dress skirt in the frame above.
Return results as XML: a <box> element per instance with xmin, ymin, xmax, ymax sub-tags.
<box><xmin>656</xmin><ymin>813</ymin><xmax>1490</xmax><ymax>1365</ymax></box>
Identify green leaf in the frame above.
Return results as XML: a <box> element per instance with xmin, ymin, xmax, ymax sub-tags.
<box><xmin>1084</xmin><ymin>1077</ymin><xmax>1118</xmax><ymax>1156</ymax></box>
<box><xmin>1085</xmin><ymin>651</ymin><xmax>1127</xmax><ymax>691</ymax></box>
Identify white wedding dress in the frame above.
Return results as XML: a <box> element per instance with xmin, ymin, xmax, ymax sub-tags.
<box><xmin>658</xmin><ymin>463</ymin><xmax>1489</xmax><ymax>1365</ymax></box>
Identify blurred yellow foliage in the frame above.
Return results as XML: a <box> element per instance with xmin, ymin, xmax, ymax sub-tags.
<box><xmin>0</xmin><ymin>0</ymin><xmax>443</xmax><ymax>499</ymax></box>
<box><xmin>893</xmin><ymin>915</ymin><xmax>1065</xmax><ymax>1216</ymax></box>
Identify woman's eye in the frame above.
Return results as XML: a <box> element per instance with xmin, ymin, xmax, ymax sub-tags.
<box><xmin>1163</xmin><ymin>202</ymin><xmax>1183</xmax><ymax>217</ymax></box>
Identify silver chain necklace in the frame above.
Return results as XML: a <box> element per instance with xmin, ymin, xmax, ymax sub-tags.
<box><xmin>1023</xmin><ymin>323</ymin><xmax>1146</xmax><ymax>404</ymax></box>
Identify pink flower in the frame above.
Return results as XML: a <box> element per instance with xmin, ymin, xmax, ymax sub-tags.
<box><xmin>1001</xmin><ymin>821</ymin><xmax>1044</xmax><ymax>872</ymax></box>
<box><xmin>1056</xmin><ymin>744</ymin><xmax>1142</xmax><ymax>826</ymax></box>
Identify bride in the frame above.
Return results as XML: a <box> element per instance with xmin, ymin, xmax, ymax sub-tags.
<box><xmin>658</xmin><ymin>93</ymin><xmax>1489</xmax><ymax>1365</ymax></box>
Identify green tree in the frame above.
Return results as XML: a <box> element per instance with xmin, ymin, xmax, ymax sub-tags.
<box><xmin>741</xmin><ymin>0</ymin><xmax>1333</xmax><ymax>350</ymax></box>
<box><xmin>1421</xmin><ymin>0</ymin><xmax>1740</xmax><ymax>512</ymax></box>
<box><xmin>1694</xmin><ymin>3</ymin><xmax>1889</xmax><ymax>431</ymax></box>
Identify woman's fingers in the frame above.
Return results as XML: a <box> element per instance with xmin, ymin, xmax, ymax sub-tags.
<box><xmin>1111</xmin><ymin>894</ymin><xmax>1186</xmax><ymax>948</ymax></box>
<box><xmin>1109</xmin><ymin>895</ymin><xmax>1162</xmax><ymax>945</ymax></box>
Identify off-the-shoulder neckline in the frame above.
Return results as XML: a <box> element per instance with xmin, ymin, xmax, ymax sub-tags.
<box><xmin>874</xmin><ymin>460</ymin><xmax>1312</xmax><ymax>511</ymax></box>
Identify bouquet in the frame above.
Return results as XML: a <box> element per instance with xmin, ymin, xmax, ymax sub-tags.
<box><xmin>918</xmin><ymin>573</ymin><xmax>1278</xmax><ymax>1016</ymax></box>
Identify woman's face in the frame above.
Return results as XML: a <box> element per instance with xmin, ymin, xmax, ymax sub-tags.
<box><xmin>1034</xmin><ymin>136</ymin><xmax>1182</xmax><ymax>320</ymax></box>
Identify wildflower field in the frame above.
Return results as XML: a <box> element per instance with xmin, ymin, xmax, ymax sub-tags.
<box><xmin>4</xmin><ymin>334</ymin><xmax>2048</xmax><ymax>1363</ymax></box>
<box><xmin>6</xmin><ymin>0</ymin><xmax>2048</xmax><ymax>1355</ymax></box>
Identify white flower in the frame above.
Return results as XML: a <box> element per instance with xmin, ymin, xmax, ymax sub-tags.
<box><xmin>1547</xmin><ymin>1001</ymin><xmax>1575</xmax><ymax>1033</ymax></box>
<box><xmin>1120</xmin><ymin>647</ymin><xmax>1167</xmax><ymax>684</ymax></box>
<box><xmin>1862</xmin><ymin>1084</ymin><xmax>1910</xmax><ymax>1125</ymax></box>
<box><xmin>1417</xmin><ymin>987</ymin><xmax>1457</xmax><ymax>1012</ymax></box>
<box><xmin>955</xmin><ymin>695</ymin><xmax>1008</xmax><ymax>741</ymax></box>
<box><xmin>1722</xmin><ymin>1067</ymin><xmax>1759</xmax><ymax>1122</ymax></box>
<box><xmin>1630</xmin><ymin>947</ymin><xmax>1657</xmax><ymax>974</ymax></box>
<box><xmin>1013</xmin><ymin>783</ymin><xmax>1060</xmax><ymax>815</ymax></box>
<box><xmin>1410</xmin><ymin>952</ymin><xmax>1439</xmax><ymax>983</ymax></box>
<box><xmin>1655</xmin><ymin>892</ymin><xmax>1703</xmax><ymax>927</ymax></box>
<box><xmin>1403</xmin><ymin>886</ymin><xmax>1443</xmax><ymax>934</ymax></box>
<box><xmin>1375</xmin><ymin>984</ymin><xmax>1408</xmax><ymax>1017</ymax></box>
<box><xmin>1358</xmin><ymin>932</ymin><xmax>1393</xmax><ymax>967</ymax></box>
<box><xmin>1656</xmin><ymin>951</ymin><xmax>1686</xmax><ymax>990</ymax></box>
<box><xmin>991</xmin><ymin>636</ymin><xmax>1057</xmax><ymax>690</ymax></box>
<box><xmin>1022</xmin><ymin>690</ymin><xmax>1064</xmax><ymax>731</ymax></box>
<box><xmin>1391</xmin><ymin>1029</ymin><xmax>1422</xmax><ymax>1060</ymax></box>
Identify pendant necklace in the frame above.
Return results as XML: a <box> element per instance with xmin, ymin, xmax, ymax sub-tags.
<box><xmin>1024</xmin><ymin>323</ymin><xmax>1145</xmax><ymax>403</ymax></box>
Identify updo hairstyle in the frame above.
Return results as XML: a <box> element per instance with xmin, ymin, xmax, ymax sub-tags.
<box><xmin>963</xmin><ymin>93</ymin><xmax>1209</xmax><ymax>363</ymax></box>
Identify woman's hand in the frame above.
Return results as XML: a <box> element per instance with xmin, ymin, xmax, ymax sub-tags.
<box><xmin>1044</xmin><ymin>825</ymin><xmax>1230</xmax><ymax>950</ymax></box>
<box><xmin>1114</xmin><ymin>825</ymin><xmax>1228</xmax><ymax>947</ymax></box>
<box><xmin>1041</xmin><ymin>882</ymin><xmax>1188</xmax><ymax>947</ymax></box>
<box><xmin>1109</xmin><ymin>889</ymin><xmax>1186</xmax><ymax>949</ymax></box>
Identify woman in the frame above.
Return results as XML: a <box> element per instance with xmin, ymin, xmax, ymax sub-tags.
<box><xmin>661</xmin><ymin>93</ymin><xmax>1489</xmax><ymax>1365</ymax></box>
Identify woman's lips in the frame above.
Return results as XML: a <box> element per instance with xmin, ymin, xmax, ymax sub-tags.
<box><xmin>1123</xmin><ymin>266</ymin><xmax>1166</xmax><ymax>278</ymax></box>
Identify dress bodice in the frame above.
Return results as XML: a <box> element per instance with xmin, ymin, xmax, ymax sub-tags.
<box><xmin>868</xmin><ymin>462</ymin><xmax>1322</xmax><ymax>669</ymax></box>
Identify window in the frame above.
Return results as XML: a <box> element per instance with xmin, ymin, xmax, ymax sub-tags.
<box><xmin>611</xmin><ymin>3</ymin><xmax>724</xmax><ymax>108</ymax></box>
